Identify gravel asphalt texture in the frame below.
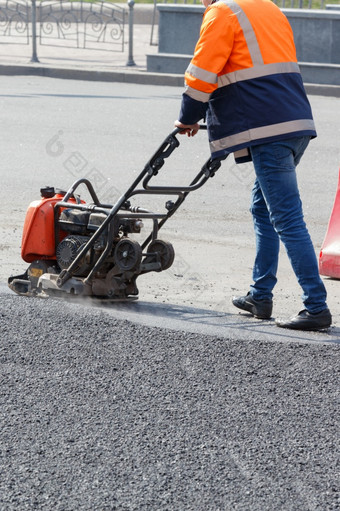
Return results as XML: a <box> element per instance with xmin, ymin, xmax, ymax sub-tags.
<box><xmin>1</xmin><ymin>289</ymin><xmax>339</xmax><ymax>511</ymax></box>
<box><xmin>0</xmin><ymin>74</ymin><xmax>339</xmax><ymax>510</ymax></box>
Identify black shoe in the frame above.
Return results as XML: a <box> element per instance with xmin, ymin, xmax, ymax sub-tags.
<box><xmin>276</xmin><ymin>308</ymin><xmax>332</xmax><ymax>331</ymax></box>
<box><xmin>232</xmin><ymin>292</ymin><xmax>273</xmax><ymax>319</ymax></box>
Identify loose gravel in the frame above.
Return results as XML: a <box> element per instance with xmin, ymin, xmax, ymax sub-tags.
<box><xmin>1</xmin><ymin>292</ymin><xmax>339</xmax><ymax>511</ymax></box>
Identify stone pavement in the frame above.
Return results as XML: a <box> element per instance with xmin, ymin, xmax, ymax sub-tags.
<box><xmin>0</xmin><ymin>23</ymin><xmax>186</xmax><ymax>86</ymax></box>
<box><xmin>1</xmin><ymin>21</ymin><xmax>340</xmax><ymax>94</ymax></box>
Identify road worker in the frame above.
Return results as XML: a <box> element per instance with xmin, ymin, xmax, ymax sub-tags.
<box><xmin>175</xmin><ymin>0</ymin><xmax>332</xmax><ymax>331</ymax></box>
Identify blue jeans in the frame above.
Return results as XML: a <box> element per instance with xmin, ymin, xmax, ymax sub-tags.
<box><xmin>249</xmin><ymin>136</ymin><xmax>327</xmax><ymax>313</ymax></box>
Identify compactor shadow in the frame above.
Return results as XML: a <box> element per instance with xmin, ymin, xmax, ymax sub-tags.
<box><xmin>88</xmin><ymin>296</ymin><xmax>340</xmax><ymax>345</ymax></box>
<box><xmin>2</xmin><ymin>284</ymin><xmax>338</xmax><ymax>344</ymax></box>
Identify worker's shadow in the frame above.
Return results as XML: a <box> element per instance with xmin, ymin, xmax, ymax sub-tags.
<box><xmin>92</xmin><ymin>298</ymin><xmax>340</xmax><ymax>345</ymax></box>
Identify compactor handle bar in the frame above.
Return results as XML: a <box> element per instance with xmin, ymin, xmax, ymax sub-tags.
<box><xmin>56</xmin><ymin>124</ymin><xmax>225</xmax><ymax>287</ymax></box>
<box><xmin>140</xmin><ymin>124</ymin><xmax>226</xmax><ymax>194</ymax></box>
<box><xmin>172</xmin><ymin>124</ymin><xmax>207</xmax><ymax>136</ymax></box>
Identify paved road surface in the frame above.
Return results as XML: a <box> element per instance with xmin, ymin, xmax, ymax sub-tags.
<box><xmin>1</xmin><ymin>287</ymin><xmax>339</xmax><ymax>510</ymax></box>
<box><xmin>1</xmin><ymin>76</ymin><xmax>339</xmax><ymax>330</ymax></box>
<box><xmin>0</xmin><ymin>76</ymin><xmax>339</xmax><ymax>510</ymax></box>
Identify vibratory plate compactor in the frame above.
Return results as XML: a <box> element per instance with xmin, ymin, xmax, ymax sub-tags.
<box><xmin>8</xmin><ymin>127</ymin><xmax>226</xmax><ymax>301</ymax></box>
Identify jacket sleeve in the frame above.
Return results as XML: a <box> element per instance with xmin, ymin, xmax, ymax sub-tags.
<box><xmin>178</xmin><ymin>4</ymin><xmax>235</xmax><ymax>125</ymax></box>
<box><xmin>178</xmin><ymin>93</ymin><xmax>208</xmax><ymax>125</ymax></box>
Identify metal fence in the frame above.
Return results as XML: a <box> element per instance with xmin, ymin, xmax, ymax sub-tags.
<box><xmin>1</xmin><ymin>0</ymin><xmax>338</xmax><ymax>58</ymax></box>
<box><xmin>39</xmin><ymin>1</ymin><xmax>126</xmax><ymax>50</ymax></box>
<box><xmin>0</xmin><ymin>0</ymin><xmax>126</xmax><ymax>58</ymax></box>
<box><xmin>0</xmin><ymin>0</ymin><xmax>29</xmax><ymax>43</ymax></box>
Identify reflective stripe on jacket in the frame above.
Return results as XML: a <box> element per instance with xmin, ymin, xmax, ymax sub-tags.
<box><xmin>178</xmin><ymin>0</ymin><xmax>316</xmax><ymax>160</ymax></box>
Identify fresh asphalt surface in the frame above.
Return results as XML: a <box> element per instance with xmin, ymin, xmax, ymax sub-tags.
<box><xmin>1</xmin><ymin>286</ymin><xmax>339</xmax><ymax>510</ymax></box>
<box><xmin>0</xmin><ymin>74</ymin><xmax>340</xmax><ymax>509</ymax></box>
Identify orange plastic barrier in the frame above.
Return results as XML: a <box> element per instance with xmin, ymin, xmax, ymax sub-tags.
<box><xmin>319</xmin><ymin>168</ymin><xmax>340</xmax><ymax>279</ymax></box>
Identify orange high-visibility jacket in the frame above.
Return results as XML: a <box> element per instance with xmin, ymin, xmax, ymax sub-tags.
<box><xmin>178</xmin><ymin>0</ymin><xmax>316</xmax><ymax>160</ymax></box>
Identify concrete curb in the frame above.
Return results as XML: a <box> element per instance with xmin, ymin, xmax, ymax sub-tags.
<box><xmin>0</xmin><ymin>63</ymin><xmax>184</xmax><ymax>86</ymax></box>
<box><xmin>1</xmin><ymin>62</ymin><xmax>340</xmax><ymax>96</ymax></box>
<box><xmin>304</xmin><ymin>83</ymin><xmax>340</xmax><ymax>98</ymax></box>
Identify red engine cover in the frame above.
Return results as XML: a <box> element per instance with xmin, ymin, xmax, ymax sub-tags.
<box><xmin>21</xmin><ymin>192</ymin><xmax>81</xmax><ymax>263</ymax></box>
